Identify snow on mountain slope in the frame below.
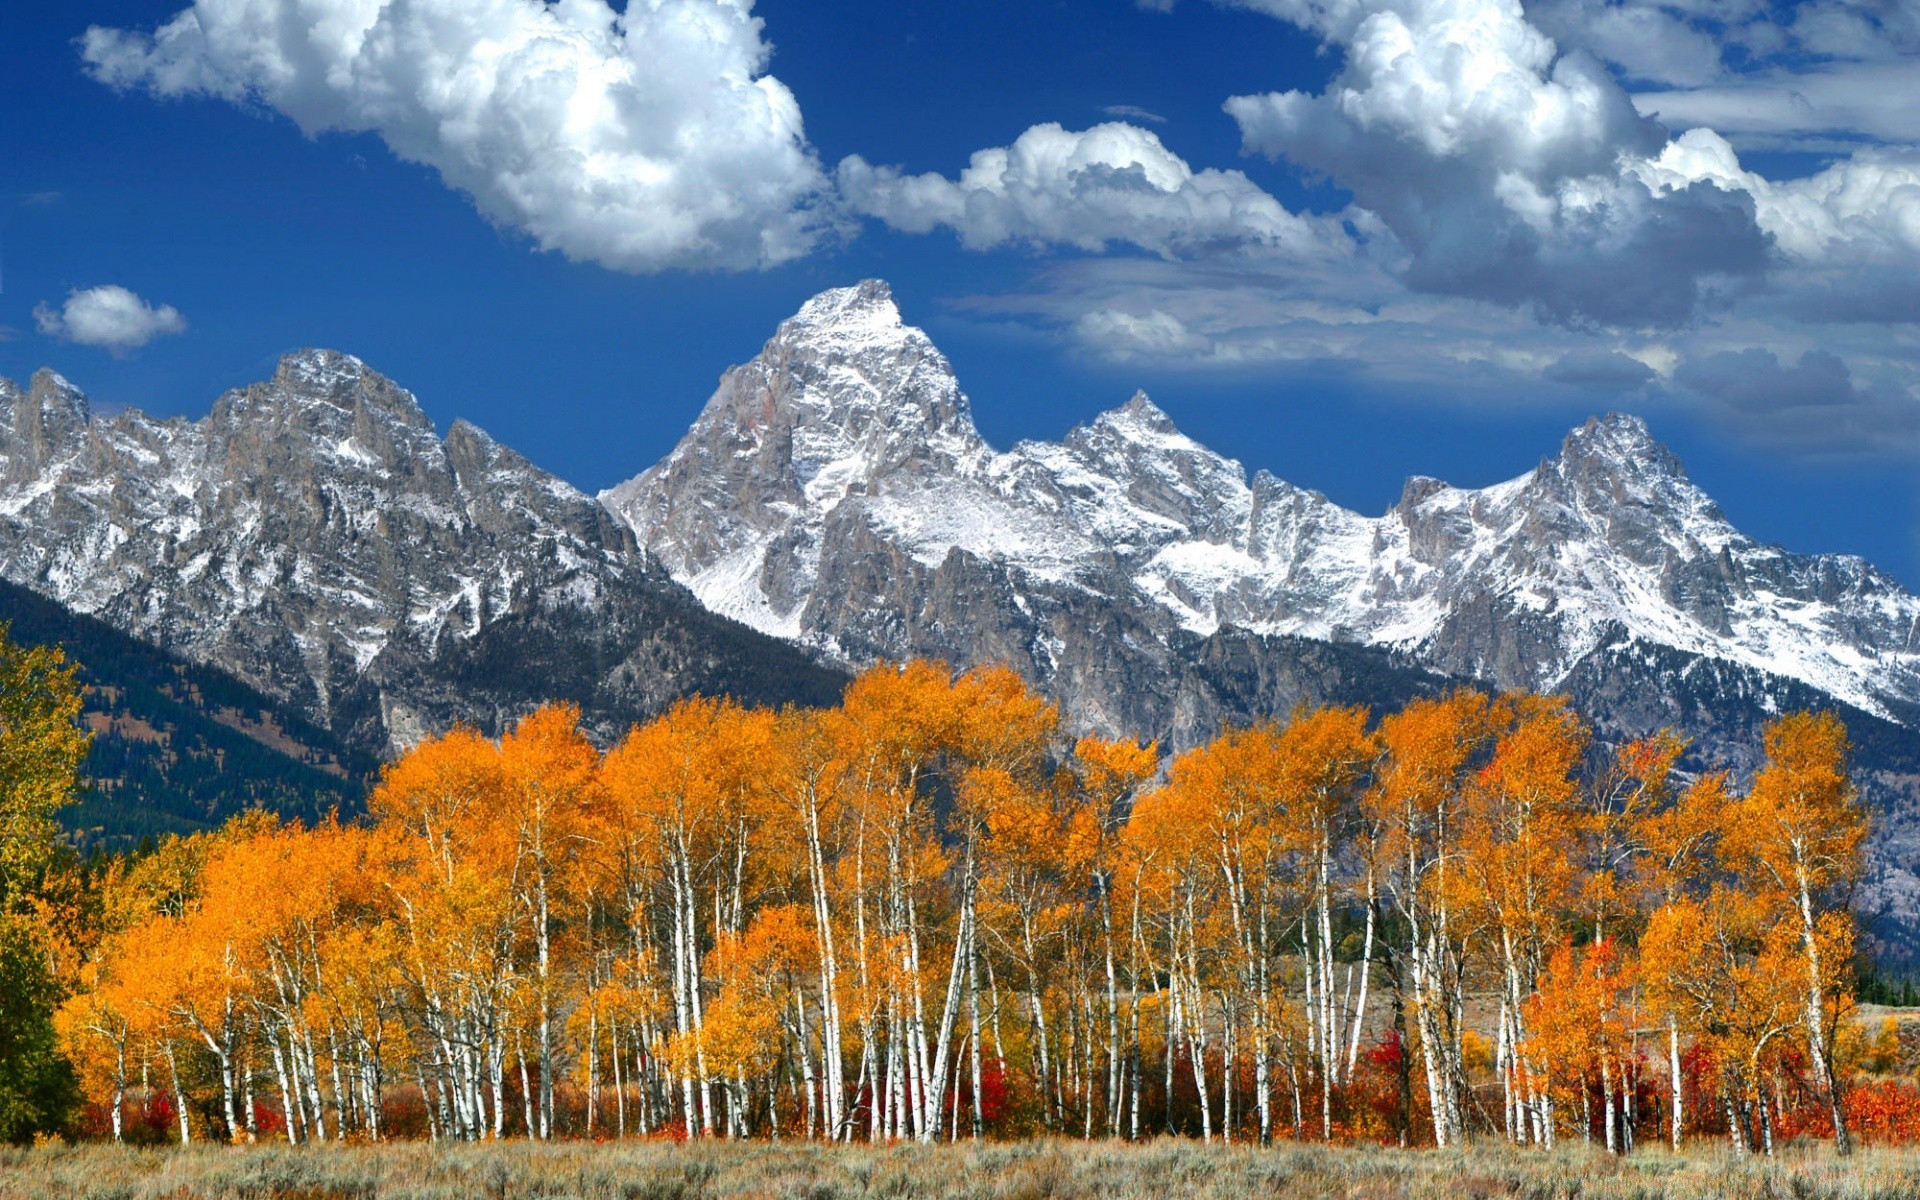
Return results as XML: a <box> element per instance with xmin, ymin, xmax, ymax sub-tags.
<box><xmin>604</xmin><ymin>280</ymin><xmax>1920</xmax><ymax>729</ymax></box>
<box><xmin>0</xmin><ymin>351</ymin><xmax>843</xmax><ymax>752</ymax></box>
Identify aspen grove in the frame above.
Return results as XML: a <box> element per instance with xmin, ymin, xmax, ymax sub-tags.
<box><xmin>54</xmin><ymin>661</ymin><xmax>1874</xmax><ymax>1154</ymax></box>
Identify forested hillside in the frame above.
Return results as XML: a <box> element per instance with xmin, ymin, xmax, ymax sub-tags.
<box><xmin>0</xmin><ymin>579</ymin><xmax>374</xmax><ymax>847</ymax></box>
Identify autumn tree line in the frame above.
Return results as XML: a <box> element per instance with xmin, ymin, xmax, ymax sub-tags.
<box><xmin>14</xmin><ymin>647</ymin><xmax>1890</xmax><ymax>1153</ymax></box>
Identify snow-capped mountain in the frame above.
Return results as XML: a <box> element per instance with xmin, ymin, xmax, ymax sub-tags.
<box><xmin>4</xmin><ymin>286</ymin><xmax>1917</xmax><ymax>943</ymax></box>
<box><xmin>0</xmin><ymin>351</ymin><xmax>841</xmax><ymax>754</ymax></box>
<box><xmin>604</xmin><ymin>280</ymin><xmax>1920</xmax><ymax>738</ymax></box>
<box><xmin>606</xmin><ymin>281</ymin><xmax>1920</xmax><ymax>949</ymax></box>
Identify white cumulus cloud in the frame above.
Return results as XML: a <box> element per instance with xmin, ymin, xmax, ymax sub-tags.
<box><xmin>1638</xmin><ymin>129</ymin><xmax>1920</xmax><ymax>265</ymax></box>
<box><xmin>82</xmin><ymin>0</ymin><xmax>835</xmax><ymax>273</ymax></box>
<box><xmin>838</xmin><ymin>122</ymin><xmax>1345</xmax><ymax>260</ymax></box>
<box><xmin>1633</xmin><ymin>127</ymin><xmax>1920</xmax><ymax>319</ymax></box>
<box><xmin>33</xmin><ymin>285</ymin><xmax>188</xmax><ymax>353</ymax></box>
<box><xmin>1224</xmin><ymin>0</ymin><xmax>1770</xmax><ymax>328</ymax></box>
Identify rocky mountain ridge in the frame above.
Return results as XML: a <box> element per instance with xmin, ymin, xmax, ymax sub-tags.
<box><xmin>603</xmin><ymin>280</ymin><xmax>1920</xmax><ymax>741</ymax></box>
<box><xmin>0</xmin><ymin>351</ymin><xmax>844</xmax><ymax>756</ymax></box>
<box><xmin>603</xmin><ymin>280</ymin><xmax>1920</xmax><ymax>952</ymax></box>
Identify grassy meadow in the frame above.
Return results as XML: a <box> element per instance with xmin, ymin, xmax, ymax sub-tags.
<box><xmin>4</xmin><ymin>1138</ymin><xmax>1920</xmax><ymax>1200</ymax></box>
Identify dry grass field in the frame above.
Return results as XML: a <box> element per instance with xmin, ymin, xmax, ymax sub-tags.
<box><xmin>3</xmin><ymin>1138</ymin><xmax>1919</xmax><ymax>1200</ymax></box>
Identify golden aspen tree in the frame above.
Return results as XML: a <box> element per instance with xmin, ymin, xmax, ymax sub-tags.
<box><xmin>190</xmin><ymin>819</ymin><xmax>384</xmax><ymax>1143</ymax></box>
<box><xmin>1364</xmin><ymin>690</ymin><xmax>1493</xmax><ymax>1147</ymax></box>
<box><xmin>830</xmin><ymin>662</ymin><xmax>956</xmax><ymax>1143</ymax></box>
<box><xmin>315</xmin><ymin>916</ymin><xmax>404</xmax><ymax>1141</ymax></box>
<box><xmin>1157</xmin><ymin>722</ymin><xmax>1301</xmax><ymax>1144</ymax></box>
<box><xmin>600</xmin><ymin>697</ymin><xmax>776</xmax><ymax>1137</ymax></box>
<box><xmin>1110</xmin><ymin>772</ymin><xmax>1181</xmax><ymax>1141</ymax></box>
<box><xmin>1641</xmin><ymin>889</ymin><xmax>1804</xmax><ymax>1155</ymax></box>
<box><xmin>497</xmin><ymin>704</ymin><xmax>601</xmax><ymax>1140</ymax></box>
<box><xmin>371</xmin><ymin>727</ymin><xmax>519</xmax><ymax>1140</ymax></box>
<box><xmin>1461</xmin><ymin>695</ymin><xmax>1588</xmax><ymax>1146</ymax></box>
<box><xmin>1723</xmin><ymin>711</ymin><xmax>1866</xmax><ymax>1154</ymax></box>
<box><xmin>1124</xmin><ymin>754</ymin><xmax>1235</xmax><ymax>1142</ymax></box>
<box><xmin>54</xmin><ymin>958</ymin><xmax>139</xmax><ymax>1141</ymax></box>
<box><xmin>1271</xmin><ymin>705</ymin><xmax>1378</xmax><ymax>1142</ymax></box>
<box><xmin>971</xmin><ymin>762</ymin><xmax>1082</xmax><ymax>1133</ymax></box>
<box><xmin>1523</xmin><ymin>938</ymin><xmax>1637</xmax><ymax>1151</ymax></box>
<box><xmin>1066</xmin><ymin>734</ymin><xmax>1156</xmax><ymax>1139</ymax></box>
<box><xmin>1583</xmin><ymin>732</ymin><xmax>1688</xmax><ymax>942</ymax></box>
<box><xmin>1637</xmin><ymin>769</ymin><xmax>1731</xmax><ymax>1148</ymax></box>
<box><xmin>951</xmin><ymin>665</ymin><xmax>1063</xmax><ymax>1139</ymax></box>
<box><xmin>138</xmin><ymin>908</ymin><xmax>251</xmax><ymax>1140</ymax></box>
<box><xmin>762</xmin><ymin>707</ymin><xmax>858</xmax><ymax>1140</ymax></box>
<box><xmin>78</xmin><ymin>840</ymin><xmax>214</xmax><ymax>1146</ymax></box>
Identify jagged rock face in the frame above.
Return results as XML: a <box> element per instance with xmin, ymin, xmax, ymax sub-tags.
<box><xmin>604</xmin><ymin>281</ymin><xmax>1920</xmax><ymax>735</ymax></box>
<box><xmin>604</xmin><ymin>280</ymin><xmax>1920</xmax><ymax>952</ymax></box>
<box><xmin>0</xmin><ymin>352</ymin><xmax>843</xmax><ymax>753</ymax></box>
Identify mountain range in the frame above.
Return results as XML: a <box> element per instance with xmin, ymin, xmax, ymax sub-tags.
<box><xmin>0</xmin><ymin>352</ymin><xmax>843</xmax><ymax>762</ymax></box>
<box><xmin>607</xmin><ymin>281</ymin><xmax>1920</xmax><ymax>739</ymax></box>
<box><xmin>4</xmin><ymin>280</ymin><xmax>1918</xmax><ymax>948</ymax></box>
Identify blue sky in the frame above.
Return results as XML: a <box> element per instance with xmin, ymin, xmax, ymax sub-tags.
<box><xmin>4</xmin><ymin>0</ymin><xmax>1917</xmax><ymax>586</ymax></box>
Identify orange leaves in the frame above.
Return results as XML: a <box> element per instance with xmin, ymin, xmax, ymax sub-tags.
<box><xmin>602</xmin><ymin>698</ymin><xmax>777</xmax><ymax>848</ymax></box>
<box><xmin>1521</xmin><ymin>938</ymin><xmax>1634</xmax><ymax>1106</ymax></box>
<box><xmin>1470</xmin><ymin>696</ymin><xmax>1585</xmax><ymax>817</ymax></box>
<box><xmin>1368</xmin><ymin>689</ymin><xmax>1493</xmax><ymax>818</ymax></box>
<box><xmin>1456</xmin><ymin>697</ymin><xmax>1588</xmax><ymax>946</ymax></box>
<box><xmin>1725</xmin><ymin>709</ymin><xmax>1865</xmax><ymax>904</ymax></box>
<box><xmin>835</xmin><ymin>658</ymin><xmax>964</xmax><ymax>777</ymax></box>
<box><xmin>1642</xmin><ymin>889</ymin><xmax>1803</xmax><ymax>1086</ymax></box>
<box><xmin>56</xmin><ymin>655</ymin><xmax>1883</xmax><ymax>1151</ymax></box>
<box><xmin>1070</xmin><ymin>734</ymin><xmax>1156</xmax><ymax>813</ymax></box>
<box><xmin>734</xmin><ymin>904</ymin><xmax>818</xmax><ymax>981</ymax></box>
<box><xmin>954</xmin><ymin>664</ymin><xmax>1059</xmax><ymax>775</ymax></box>
<box><xmin>500</xmin><ymin>703</ymin><xmax>602</xmax><ymax>855</ymax></box>
<box><xmin>372</xmin><ymin>723</ymin><xmax>501</xmax><ymax>831</ymax></box>
<box><xmin>1274</xmin><ymin>705</ymin><xmax>1376</xmax><ymax>819</ymax></box>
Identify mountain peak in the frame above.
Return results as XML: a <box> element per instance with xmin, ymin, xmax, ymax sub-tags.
<box><xmin>783</xmin><ymin>280</ymin><xmax>907</xmax><ymax>343</ymax></box>
<box><xmin>249</xmin><ymin>349</ymin><xmax>433</xmax><ymax>432</ymax></box>
<box><xmin>28</xmin><ymin>368</ymin><xmax>86</xmax><ymax>405</ymax></box>
<box><xmin>1557</xmin><ymin>412</ymin><xmax>1686</xmax><ymax>478</ymax></box>
<box><xmin>7</xmin><ymin>370</ymin><xmax>92</xmax><ymax>479</ymax></box>
<box><xmin>747</xmin><ymin>281</ymin><xmax>975</xmax><ymax>451</ymax></box>
<box><xmin>1397</xmin><ymin>475</ymin><xmax>1450</xmax><ymax>510</ymax></box>
<box><xmin>1100</xmin><ymin>391</ymin><xmax>1180</xmax><ymax>437</ymax></box>
<box><xmin>273</xmin><ymin>348</ymin><xmax>372</xmax><ymax>391</ymax></box>
<box><xmin>25</xmin><ymin>368</ymin><xmax>90</xmax><ymax>428</ymax></box>
<box><xmin>804</xmin><ymin>277</ymin><xmax>895</xmax><ymax>313</ymax></box>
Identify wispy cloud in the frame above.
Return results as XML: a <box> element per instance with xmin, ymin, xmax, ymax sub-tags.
<box><xmin>1102</xmin><ymin>104</ymin><xmax>1169</xmax><ymax>124</ymax></box>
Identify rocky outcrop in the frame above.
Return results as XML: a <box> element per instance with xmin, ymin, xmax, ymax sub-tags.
<box><xmin>0</xmin><ymin>351</ymin><xmax>843</xmax><ymax>754</ymax></box>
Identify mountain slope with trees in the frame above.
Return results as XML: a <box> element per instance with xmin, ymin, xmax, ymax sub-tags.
<box><xmin>0</xmin><ymin>578</ymin><xmax>373</xmax><ymax>848</ymax></box>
